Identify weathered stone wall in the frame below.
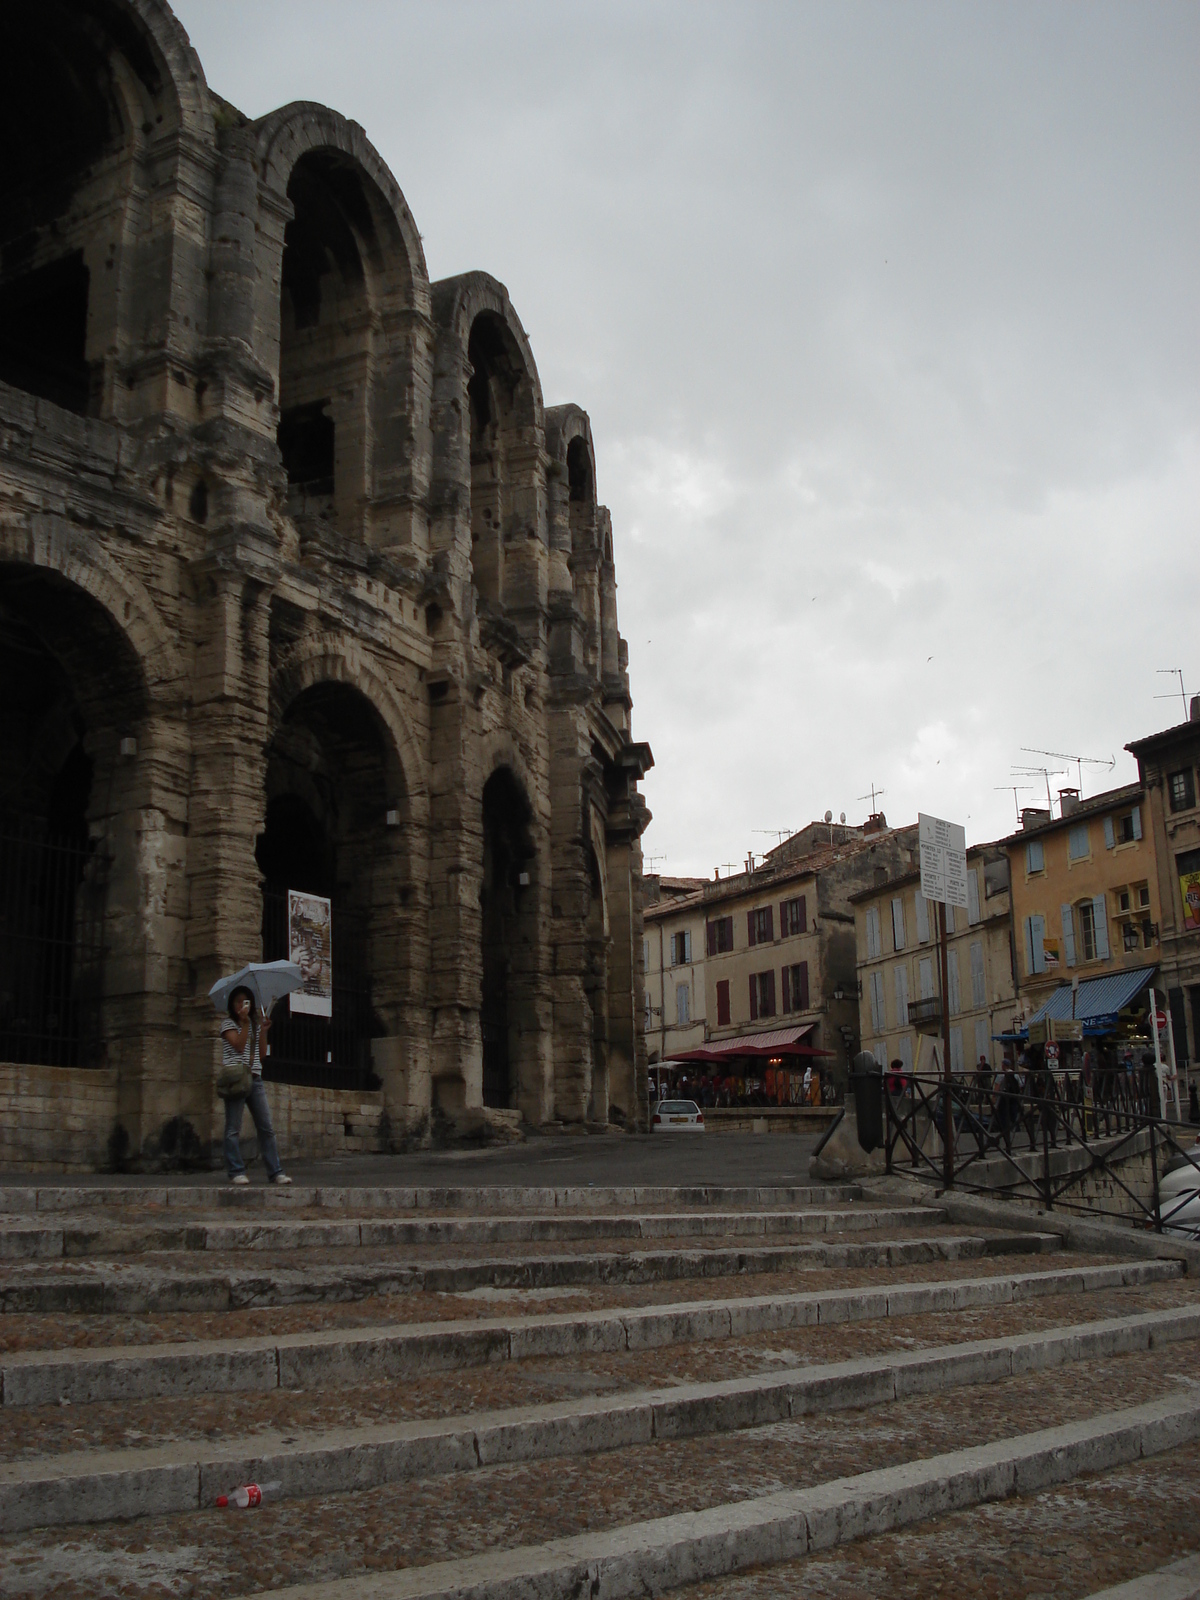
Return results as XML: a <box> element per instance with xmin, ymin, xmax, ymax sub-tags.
<box><xmin>0</xmin><ymin>1064</ymin><xmax>120</xmax><ymax>1173</ymax></box>
<box><xmin>0</xmin><ymin>0</ymin><xmax>652</xmax><ymax>1169</ymax></box>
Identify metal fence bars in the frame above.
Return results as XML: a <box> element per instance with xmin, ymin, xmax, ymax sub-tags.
<box><xmin>259</xmin><ymin>889</ymin><xmax>381</xmax><ymax>1091</ymax></box>
<box><xmin>0</xmin><ymin>811</ymin><xmax>106</xmax><ymax>1067</ymax></box>
<box><xmin>882</xmin><ymin>1067</ymin><xmax>1200</xmax><ymax>1234</ymax></box>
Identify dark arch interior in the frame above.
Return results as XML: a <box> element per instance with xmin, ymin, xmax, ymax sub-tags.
<box><xmin>257</xmin><ymin>683</ymin><xmax>396</xmax><ymax>1088</ymax></box>
<box><xmin>0</xmin><ymin>566</ymin><xmax>144</xmax><ymax>1067</ymax></box>
<box><xmin>567</xmin><ymin>437</ymin><xmax>593</xmax><ymax>504</ymax></box>
<box><xmin>468</xmin><ymin>313</ymin><xmax>532</xmax><ymax>611</ymax></box>
<box><xmin>481</xmin><ymin>767</ymin><xmax>535</xmax><ymax>1108</ymax></box>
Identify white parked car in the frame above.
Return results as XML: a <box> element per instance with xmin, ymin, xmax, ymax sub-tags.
<box><xmin>1159</xmin><ymin>1144</ymin><xmax>1200</xmax><ymax>1237</ymax></box>
<box><xmin>651</xmin><ymin>1099</ymin><xmax>705</xmax><ymax>1133</ymax></box>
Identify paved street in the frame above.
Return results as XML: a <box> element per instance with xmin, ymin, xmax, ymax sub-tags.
<box><xmin>0</xmin><ymin>1131</ymin><xmax>825</xmax><ymax>1190</ymax></box>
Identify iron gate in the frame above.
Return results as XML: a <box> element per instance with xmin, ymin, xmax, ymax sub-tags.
<box><xmin>0</xmin><ymin>811</ymin><xmax>105</xmax><ymax>1067</ymax></box>
<box><xmin>258</xmin><ymin>889</ymin><xmax>380</xmax><ymax>1091</ymax></box>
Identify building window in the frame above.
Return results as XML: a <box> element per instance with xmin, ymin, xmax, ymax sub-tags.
<box><xmin>1142</xmin><ymin>919</ymin><xmax>1157</xmax><ymax>947</ymax></box>
<box><xmin>643</xmin><ymin>939</ymin><xmax>650</xmax><ymax>970</ymax></box>
<box><xmin>974</xmin><ymin>1016</ymin><xmax>990</xmax><ymax>1064</ymax></box>
<box><xmin>918</xmin><ymin>957</ymin><xmax>935</xmax><ymax>1000</ymax></box>
<box><xmin>967</xmin><ymin>869</ymin><xmax>980</xmax><ymax>925</ymax></box>
<box><xmin>1169</xmin><ymin>769</ymin><xmax>1196</xmax><ymax>814</ymax></box>
<box><xmin>716</xmin><ymin>979</ymin><xmax>730</xmax><ymax>1027</ymax></box>
<box><xmin>749</xmin><ymin>969</ymin><xmax>776</xmax><ymax>1020</ymax></box>
<box><xmin>1138</xmin><ymin>883</ymin><xmax>1150</xmax><ymax>908</ymax></box>
<box><xmin>747</xmin><ymin>906</ymin><xmax>774</xmax><ymax>947</ymax></box>
<box><xmin>891</xmin><ymin>897</ymin><xmax>906</xmax><ymax>951</ymax></box>
<box><xmin>868</xmin><ymin>969</ymin><xmax>886</xmax><ymax>1034</ymax></box>
<box><xmin>914</xmin><ymin>891</ymin><xmax>930</xmax><ymax>943</ymax></box>
<box><xmin>865</xmin><ymin>906</ymin><xmax>882</xmax><ymax>960</ymax></box>
<box><xmin>671</xmin><ymin>930</ymin><xmax>691</xmax><ymax>966</ymax></box>
<box><xmin>949</xmin><ymin>1026</ymin><xmax>964</xmax><ymax>1073</ymax></box>
<box><xmin>1115</xmin><ymin>807</ymin><xmax>1142</xmax><ymax>844</ymax></box>
<box><xmin>1026</xmin><ymin>839</ymin><xmax>1045</xmax><ymax>874</ymax></box>
<box><xmin>893</xmin><ymin>963</ymin><xmax>909</xmax><ymax>1027</ymax></box>
<box><xmin>782</xmin><ymin>962</ymin><xmax>809</xmax><ymax>1012</ymax></box>
<box><xmin>1024</xmin><ymin>914</ymin><xmax>1046</xmax><ymax>975</ymax></box>
<box><xmin>706</xmin><ymin>916</ymin><xmax>734</xmax><ymax>955</ymax></box>
<box><xmin>675</xmin><ymin>983</ymin><xmax>690</xmax><ymax>1026</ymax></box>
<box><xmin>1077</xmin><ymin>899</ymin><xmax>1096</xmax><ymax>962</ymax></box>
<box><xmin>947</xmin><ymin>949</ymin><xmax>961</xmax><ymax>1015</ymax></box>
<box><xmin>969</xmin><ymin>940</ymin><xmax>985</xmax><ymax>1009</ymax></box>
<box><xmin>780</xmin><ymin>896</ymin><xmax>806</xmax><ymax>937</ymax></box>
<box><xmin>1068</xmin><ymin>823</ymin><xmax>1089</xmax><ymax>861</ymax></box>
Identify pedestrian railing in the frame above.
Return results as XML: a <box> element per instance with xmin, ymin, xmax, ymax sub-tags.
<box><xmin>882</xmin><ymin>1069</ymin><xmax>1200</xmax><ymax>1234</ymax></box>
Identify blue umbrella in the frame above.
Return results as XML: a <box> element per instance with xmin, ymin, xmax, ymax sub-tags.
<box><xmin>208</xmin><ymin>960</ymin><xmax>304</xmax><ymax>1017</ymax></box>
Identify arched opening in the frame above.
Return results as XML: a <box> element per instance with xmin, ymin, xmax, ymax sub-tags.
<box><xmin>277</xmin><ymin>150</ymin><xmax>385</xmax><ymax>539</ymax></box>
<box><xmin>467</xmin><ymin>312</ymin><xmax>532</xmax><ymax>612</ymax></box>
<box><xmin>0</xmin><ymin>6</ymin><xmax>167</xmax><ymax>418</ymax></box>
<box><xmin>257</xmin><ymin>681</ymin><xmax>408</xmax><ymax>1089</ymax></box>
<box><xmin>480</xmin><ymin>767</ymin><xmax>536</xmax><ymax>1108</ymax></box>
<box><xmin>0</xmin><ymin>565</ymin><xmax>145</xmax><ymax>1066</ymax></box>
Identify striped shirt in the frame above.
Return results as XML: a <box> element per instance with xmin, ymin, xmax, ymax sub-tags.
<box><xmin>220</xmin><ymin>1020</ymin><xmax>259</xmax><ymax>1079</ymax></box>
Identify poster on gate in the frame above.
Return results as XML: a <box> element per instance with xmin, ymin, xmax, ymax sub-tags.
<box><xmin>287</xmin><ymin>890</ymin><xmax>333</xmax><ymax>1017</ymax></box>
<box><xmin>1181</xmin><ymin>864</ymin><xmax>1200</xmax><ymax>934</ymax></box>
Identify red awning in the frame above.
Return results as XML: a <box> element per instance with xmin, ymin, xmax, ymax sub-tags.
<box><xmin>665</xmin><ymin>1024</ymin><xmax>832</xmax><ymax>1064</ymax></box>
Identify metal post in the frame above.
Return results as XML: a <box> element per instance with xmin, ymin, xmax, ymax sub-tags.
<box><xmin>1149</xmin><ymin>1116</ymin><xmax>1162</xmax><ymax>1233</ymax></box>
<box><xmin>1165</xmin><ymin>999</ymin><xmax>1182</xmax><ymax>1119</ymax></box>
<box><xmin>939</xmin><ymin>899</ymin><xmax>953</xmax><ymax>1189</ymax></box>
<box><xmin>1151</xmin><ymin>986</ymin><xmax>1170</xmax><ymax>1122</ymax></box>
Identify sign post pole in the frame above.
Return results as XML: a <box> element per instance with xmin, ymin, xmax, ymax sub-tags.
<box><xmin>938</xmin><ymin>899</ymin><xmax>953</xmax><ymax>1189</ymax></box>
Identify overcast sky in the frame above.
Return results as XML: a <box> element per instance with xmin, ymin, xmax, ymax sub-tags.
<box><xmin>174</xmin><ymin>0</ymin><xmax>1199</xmax><ymax>876</ymax></box>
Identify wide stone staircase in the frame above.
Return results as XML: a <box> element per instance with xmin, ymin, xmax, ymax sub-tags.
<box><xmin>1</xmin><ymin>1175</ymin><xmax>1199</xmax><ymax>1599</ymax></box>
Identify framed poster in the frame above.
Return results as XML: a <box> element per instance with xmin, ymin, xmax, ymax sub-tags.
<box><xmin>287</xmin><ymin>890</ymin><xmax>332</xmax><ymax>1017</ymax></box>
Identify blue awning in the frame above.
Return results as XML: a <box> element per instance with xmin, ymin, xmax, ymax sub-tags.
<box><xmin>1022</xmin><ymin>965</ymin><xmax>1157</xmax><ymax>1037</ymax></box>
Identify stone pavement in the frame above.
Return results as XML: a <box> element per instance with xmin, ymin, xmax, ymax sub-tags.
<box><xmin>1</xmin><ymin>1161</ymin><xmax>1198</xmax><ymax>1597</ymax></box>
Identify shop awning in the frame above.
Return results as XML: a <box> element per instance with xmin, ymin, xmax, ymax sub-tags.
<box><xmin>1021</xmin><ymin>965</ymin><xmax>1158</xmax><ymax>1038</ymax></box>
<box><xmin>665</xmin><ymin>1024</ymin><xmax>832</xmax><ymax>1065</ymax></box>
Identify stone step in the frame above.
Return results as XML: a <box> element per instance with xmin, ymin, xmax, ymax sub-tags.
<box><xmin>0</xmin><ymin>1257</ymin><xmax>1171</xmax><ymax>1406</ymax></box>
<box><xmin>1083</xmin><ymin>1555</ymin><xmax>1200</xmax><ymax>1600</ymax></box>
<box><xmin>0</xmin><ymin>1204</ymin><xmax>939</xmax><ymax>1262</ymax></box>
<box><xmin>7</xmin><ymin>1222</ymin><xmax>1036</xmax><ymax>1315</ymax></box>
<box><xmin>2</xmin><ymin>1306</ymin><xmax>1195</xmax><ymax>1534</ymax></box>
<box><xmin>0</xmin><ymin>1182</ymin><xmax>862</xmax><ymax>1216</ymax></box>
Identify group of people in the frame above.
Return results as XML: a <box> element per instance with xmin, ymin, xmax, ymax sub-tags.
<box><xmin>650</xmin><ymin>1063</ymin><xmax>834</xmax><ymax>1110</ymax></box>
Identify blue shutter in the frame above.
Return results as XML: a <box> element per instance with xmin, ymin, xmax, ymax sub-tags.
<box><xmin>967</xmin><ymin>870</ymin><xmax>980</xmax><ymax>925</ymax></box>
<box><xmin>1061</xmin><ymin>903</ymin><xmax>1076</xmax><ymax>967</ymax></box>
<box><xmin>914</xmin><ymin>893</ymin><xmax>929</xmax><ymax>943</ymax></box>
<box><xmin>1031</xmin><ymin>914</ymin><xmax>1046</xmax><ymax>973</ymax></box>
<box><xmin>1092</xmin><ymin>895</ymin><xmax>1110</xmax><ymax>960</ymax></box>
<box><xmin>1104</xmin><ymin>817</ymin><xmax>1115</xmax><ymax>850</ymax></box>
<box><xmin>1132</xmin><ymin>805</ymin><xmax>1142</xmax><ymax>840</ymax></box>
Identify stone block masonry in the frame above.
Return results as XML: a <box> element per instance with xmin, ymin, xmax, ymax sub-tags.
<box><xmin>0</xmin><ymin>1</ymin><xmax>652</xmax><ymax>1169</ymax></box>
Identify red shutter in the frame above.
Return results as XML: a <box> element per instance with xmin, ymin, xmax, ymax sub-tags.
<box><xmin>749</xmin><ymin>974</ymin><xmax>758</xmax><ymax>1020</ymax></box>
<box><xmin>747</xmin><ymin>911</ymin><xmax>756</xmax><ymax>948</ymax></box>
<box><xmin>763</xmin><ymin>969</ymin><xmax>776</xmax><ymax>1017</ymax></box>
<box><xmin>706</xmin><ymin>921</ymin><xmax>716</xmax><ymax>958</ymax></box>
<box><xmin>724</xmin><ymin>917</ymin><xmax>733</xmax><ymax>951</ymax></box>
<box><xmin>798</xmin><ymin>960</ymin><xmax>809</xmax><ymax>1009</ymax></box>
<box><xmin>781</xmin><ymin>966</ymin><xmax>791</xmax><ymax>1013</ymax></box>
<box><xmin>717</xmin><ymin>980</ymin><xmax>730</xmax><ymax>1026</ymax></box>
<box><xmin>799</xmin><ymin>895</ymin><xmax>807</xmax><ymax>933</ymax></box>
<box><xmin>779</xmin><ymin>900</ymin><xmax>788</xmax><ymax>937</ymax></box>
<box><xmin>765</xmin><ymin>906</ymin><xmax>774</xmax><ymax>942</ymax></box>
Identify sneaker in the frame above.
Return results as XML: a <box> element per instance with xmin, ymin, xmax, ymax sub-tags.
<box><xmin>229</xmin><ymin>1173</ymin><xmax>250</xmax><ymax>1186</ymax></box>
<box><xmin>270</xmin><ymin>1173</ymin><xmax>292</xmax><ymax>1186</ymax></box>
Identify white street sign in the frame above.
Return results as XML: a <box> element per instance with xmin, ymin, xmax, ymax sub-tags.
<box><xmin>918</xmin><ymin>812</ymin><xmax>969</xmax><ymax>910</ymax></box>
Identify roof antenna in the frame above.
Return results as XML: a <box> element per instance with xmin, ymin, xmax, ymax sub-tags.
<box><xmin>1155</xmin><ymin>668</ymin><xmax>1188</xmax><ymax>721</ymax></box>
<box><xmin>1019</xmin><ymin>747</ymin><xmax>1115</xmax><ymax>801</ymax></box>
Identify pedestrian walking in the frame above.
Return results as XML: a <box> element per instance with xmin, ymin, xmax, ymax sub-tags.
<box><xmin>219</xmin><ymin>987</ymin><xmax>291</xmax><ymax>1186</ymax></box>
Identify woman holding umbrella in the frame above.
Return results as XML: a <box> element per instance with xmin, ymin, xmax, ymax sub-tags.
<box><xmin>212</xmin><ymin>962</ymin><xmax>302</xmax><ymax>1186</ymax></box>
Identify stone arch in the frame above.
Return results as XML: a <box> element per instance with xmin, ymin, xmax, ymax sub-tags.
<box><xmin>0</xmin><ymin>0</ymin><xmax>213</xmax><ymax>420</ymax></box>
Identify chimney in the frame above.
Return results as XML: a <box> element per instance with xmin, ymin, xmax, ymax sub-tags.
<box><xmin>1191</xmin><ymin>694</ymin><xmax>1200</xmax><ymax>723</ymax></box>
<box><xmin>1058</xmin><ymin>788</ymin><xmax>1081</xmax><ymax>818</ymax></box>
<box><xmin>1021</xmin><ymin>807</ymin><xmax>1051</xmax><ymax>830</ymax></box>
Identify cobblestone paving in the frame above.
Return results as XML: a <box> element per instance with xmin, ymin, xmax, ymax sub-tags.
<box><xmin>680</xmin><ymin>1441</ymin><xmax>1200</xmax><ymax>1599</ymax></box>
<box><xmin>1</xmin><ymin>1348</ymin><xmax>1194</xmax><ymax>1597</ymax></box>
<box><xmin>3</xmin><ymin>1284</ymin><xmax>1196</xmax><ymax>1462</ymax></box>
<box><xmin>0</xmin><ymin>1251</ymin><xmax>1126</xmax><ymax>1354</ymax></box>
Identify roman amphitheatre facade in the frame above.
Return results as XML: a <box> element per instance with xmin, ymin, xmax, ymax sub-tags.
<box><xmin>0</xmin><ymin>0</ymin><xmax>653</xmax><ymax>1168</ymax></box>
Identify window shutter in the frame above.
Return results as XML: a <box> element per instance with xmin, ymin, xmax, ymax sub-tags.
<box><xmin>765</xmin><ymin>906</ymin><xmax>774</xmax><ymax>942</ymax></box>
<box><xmin>947</xmin><ymin>950</ymin><xmax>961</xmax><ymax>1015</ymax></box>
<box><xmin>970</xmin><ymin>940</ymin><xmax>985</xmax><ymax>1008</ymax></box>
<box><xmin>945</xmin><ymin>904</ymin><xmax>955</xmax><ymax>935</ymax></box>
<box><xmin>1032</xmin><ymin>913</ymin><xmax>1046</xmax><ymax>973</ymax></box>
<box><xmin>716</xmin><ymin>980</ymin><xmax>730</xmax><ymax>1026</ymax></box>
<box><xmin>894</xmin><ymin>964</ymin><xmax>909</xmax><ymax>1026</ymax></box>
<box><xmin>683</xmin><ymin>930</ymin><xmax>691</xmax><ymax>963</ymax></box>
<box><xmin>975</xmin><ymin>1016</ymin><xmax>990</xmax><ymax>1063</ymax></box>
<box><xmin>1132</xmin><ymin>805</ymin><xmax>1142</xmax><ymax>840</ymax></box>
<box><xmin>780</xmin><ymin>966</ymin><xmax>791</xmax><ymax>1013</ymax></box>
<box><xmin>706</xmin><ymin>922</ymin><xmax>716</xmax><ymax>958</ymax></box>
<box><xmin>866</xmin><ymin>906</ymin><xmax>881</xmax><ymax>960</ymax></box>
<box><xmin>1024</xmin><ymin>916</ymin><xmax>1033</xmax><ymax>975</ymax></box>
<box><xmin>967</xmin><ymin>870</ymin><xmax>980</xmax><ymax>925</ymax></box>
<box><xmin>1092</xmin><ymin>894</ymin><xmax>1110</xmax><ymax>959</ymax></box>
<box><xmin>798</xmin><ymin>960</ymin><xmax>809</xmax><ymax>1009</ymax></box>
<box><xmin>763</xmin><ymin>969</ymin><xmax>776</xmax><ymax>1016</ymax></box>
<box><xmin>799</xmin><ymin>894</ymin><xmax>807</xmax><ymax>932</ymax></box>
<box><xmin>915</xmin><ymin>892</ymin><xmax>929</xmax><ymax>944</ymax></box>
<box><xmin>950</xmin><ymin>1025</ymin><xmax>964</xmax><ymax>1073</ymax></box>
<box><xmin>898</xmin><ymin>1033</ymin><xmax>914</xmax><ymax>1072</ymax></box>
<box><xmin>892</xmin><ymin>897</ymin><xmax>905</xmax><ymax>951</ymax></box>
<box><xmin>779</xmin><ymin>900</ymin><xmax>787</xmax><ymax>937</ymax></box>
<box><xmin>1104</xmin><ymin>817</ymin><xmax>1115</xmax><ymax>850</ymax></box>
<box><xmin>919</xmin><ymin>957</ymin><xmax>934</xmax><ymax>1000</ymax></box>
<box><xmin>1061</xmin><ymin>903</ymin><xmax>1076</xmax><ymax>966</ymax></box>
<box><xmin>747</xmin><ymin>911</ymin><xmax>756</xmax><ymax>949</ymax></box>
<box><xmin>749</xmin><ymin>974</ymin><xmax>758</xmax><ymax>1021</ymax></box>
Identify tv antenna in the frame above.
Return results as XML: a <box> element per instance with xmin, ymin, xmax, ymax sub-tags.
<box><xmin>994</xmin><ymin>784</ymin><xmax>1034</xmax><ymax>823</ymax></box>
<box><xmin>1155</xmin><ymin>668</ymin><xmax>1188</xmax><ymax>720</ymax></box>
<box><xmin>753</xmin><ymin>828</ymin><xmax>795</xmax><ymax>847</ymax></box>
<box><xmin>644</xmin><ymin>854</ymin><xmax>665</xmax><ymax>871</ymax></box>
<box><xmin>1019</xmin><ymin>746</ymin><xmax>1115</xmax><ymax>800</ymax></box>
<box><xmin>1010</xmin><ymin>765</ymin><xmax>1067</xmax><ymax>813</ymax></box>
<box><xmin>857</xmin><ymin>783</ymin><xmax>885</xmax><ymax>813</ymax></box>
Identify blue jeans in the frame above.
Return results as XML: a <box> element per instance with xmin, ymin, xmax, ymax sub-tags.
<box><xmin>224</xmin><ymin>1078</ymin><xmax>283</xmax><ymax>1178</ymax></box>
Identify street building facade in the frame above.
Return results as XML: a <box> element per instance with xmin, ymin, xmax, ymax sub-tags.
<box><xmin>1127</xmin><ymin>699</ymin><xmax>1200</xmax><ymax>1069</ymax></box>
<box><xmin>642</xmin><ymin>877</ymin><xmax>709</xmax><ymax>1072</ymax></box>
<box><xmin>852</xmin><ymin>845</ymin><xmax>1017</xmax><ymax>1076</ymax></box>
<box><xmin>0</xmin><ymin>0</ymin><xmax>651</xmax><ymax>1169</ymax></box>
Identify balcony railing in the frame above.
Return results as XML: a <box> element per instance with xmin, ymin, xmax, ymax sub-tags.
<box><xmin>906</xmin><ymin>996</ymin><xmax>943</xmax><ymax>1032</ymax></box>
